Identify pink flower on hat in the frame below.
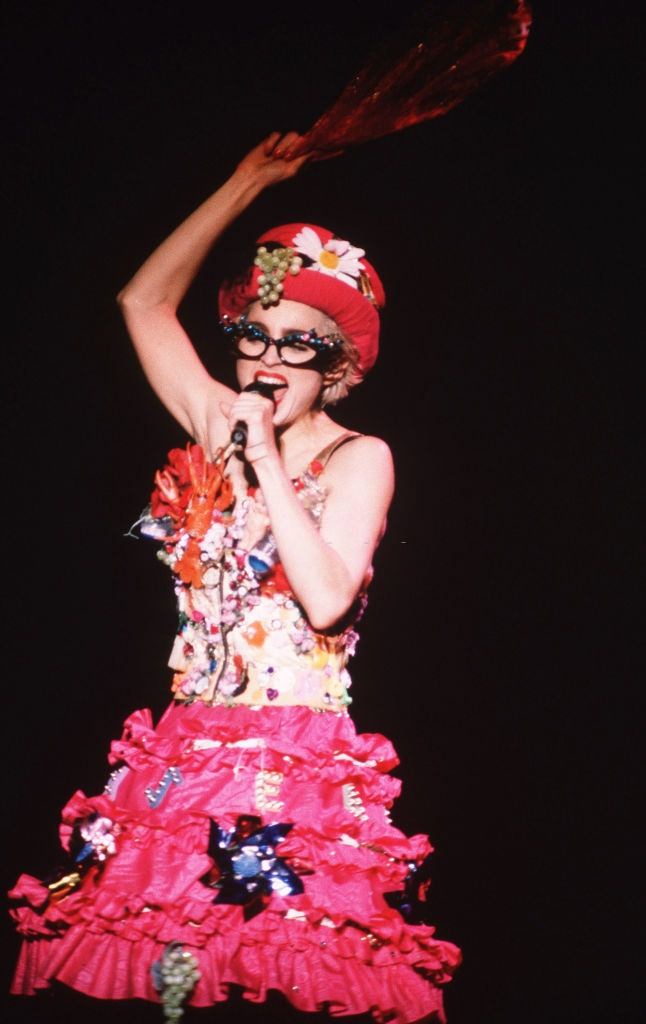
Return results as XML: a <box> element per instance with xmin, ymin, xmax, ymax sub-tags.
<box><xmin>292</xmin><ymin>227</ymin><xmax>365</xmax><ymax>289</ymax></box>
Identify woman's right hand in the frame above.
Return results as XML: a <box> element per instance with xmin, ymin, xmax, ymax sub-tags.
<box><xmin>233</xmin><ymin>131</ymin><xmax>310</xmax><ymax>190</ymax></box>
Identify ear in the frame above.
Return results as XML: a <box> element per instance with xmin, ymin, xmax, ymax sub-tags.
<box><xmin>322</xmin><ymin>357</ymin><xmax>349</xmax><ymax>388</ymax></box>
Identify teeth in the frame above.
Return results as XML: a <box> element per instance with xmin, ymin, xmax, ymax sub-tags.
<box><xmin>257</xmin><ymin>375</ymin><xmax>286</xmax><ymax>386</ymax></box>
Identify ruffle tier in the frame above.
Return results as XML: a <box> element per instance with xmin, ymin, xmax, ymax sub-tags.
<box><xmin>10</xmin><ymin>702</ymin><xmax>461</xmax><ymax>1022</ymax></box>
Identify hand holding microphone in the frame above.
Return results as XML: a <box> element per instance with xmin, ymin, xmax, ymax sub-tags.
<box><xmin>224</xmin><ymin>381</ymin><xmax>282</xmax><ymax>462</ymax></box>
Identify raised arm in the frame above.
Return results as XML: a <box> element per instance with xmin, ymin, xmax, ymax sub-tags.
<box><xmin>117</xmin><ymin>132</ymin><xmax>308</xmax><ymax>455</ymax></box>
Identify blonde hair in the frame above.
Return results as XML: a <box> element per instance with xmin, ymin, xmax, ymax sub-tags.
<box><xmin>320</xmin><ymin>318</ymin><xmax>364</xmax><ymax>406</ymax></box>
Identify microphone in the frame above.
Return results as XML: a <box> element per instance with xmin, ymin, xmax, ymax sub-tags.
<box><xmin>230</xmin><ymin>381</ymin><xmax>280</xmax><ymax>450</ymax></box>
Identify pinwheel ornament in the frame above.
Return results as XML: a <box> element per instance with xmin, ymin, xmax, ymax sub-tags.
<box><xmin>202</xmin><ymin>815</ymin><xmax>304</xmax><ymax>919</ymax></box>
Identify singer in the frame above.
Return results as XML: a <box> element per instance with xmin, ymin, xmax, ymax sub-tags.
<box><xmin>10</xmin><ymin>133</ymin><xmax>460</xmax><ymax>1022</ymax></box>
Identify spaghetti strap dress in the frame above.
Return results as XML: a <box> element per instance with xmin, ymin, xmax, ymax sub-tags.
<box><xmin>10</xmin><ymin>434</ymin><xmax>461</xmax><ymax>1023</ymax></box>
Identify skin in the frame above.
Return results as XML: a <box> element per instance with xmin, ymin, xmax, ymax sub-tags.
<box><xmin>118</xmin><ymin>132</ymin><xmax>394</xmax><ymax>630</ymax></box>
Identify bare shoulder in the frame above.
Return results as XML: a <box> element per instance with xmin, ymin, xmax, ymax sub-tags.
<box><xmin>325</xmin><ymin>434</ymin><xmax>395</xmax><ymax>494</ymax></box>
<box><xmin>333</xmin><ymin>434</ymin><xmax>393</xmax><ymax>468</ymax></box>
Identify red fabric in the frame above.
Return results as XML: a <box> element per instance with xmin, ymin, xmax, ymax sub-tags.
<box><xmin>218</xmin><ymin>223</ymin><xmax>385</xmax><ymax>372</ymax></box>
<box><xmin>10</xmin><ymin>702</ymin><xmax>461</xmax><ymax>1021</ymax></box>
<box><xmin>299</xmin><ymin>1</ymin><xmax>531</xmax><ymax>153</ymax></box>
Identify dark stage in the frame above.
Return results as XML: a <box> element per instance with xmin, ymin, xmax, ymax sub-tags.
<box><xmin>3</xmin><ymin>2</ymin><xmax>640</xmax><ymax>1022</ymax></box>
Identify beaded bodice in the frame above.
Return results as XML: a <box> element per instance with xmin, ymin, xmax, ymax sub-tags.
<box><xmin>140</xmin><ymin>439</ymin><xmax>365</xmax><ymax>713</ymax></box>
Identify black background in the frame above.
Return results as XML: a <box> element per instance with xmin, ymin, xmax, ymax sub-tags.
<box><xmin>2</xmin><ymin>1</ymin><xmax>641</xmax><ymax>1022</ymax></box>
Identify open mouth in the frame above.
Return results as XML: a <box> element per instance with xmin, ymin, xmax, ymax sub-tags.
<box><xmin>254</xmin><ymin>371</ymin><xmax>288</xmax><ymax>398</ymax></box>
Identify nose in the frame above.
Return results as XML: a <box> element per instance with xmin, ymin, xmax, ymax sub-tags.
<box><xmin>261</xmin><ymin>340</ymin><xmax>282</xmax><ymax>366</ymax></box>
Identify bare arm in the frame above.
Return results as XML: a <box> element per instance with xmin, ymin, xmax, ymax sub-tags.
<box><xmin>117</xmin><ymin>132</ymin><xmax>308</xmax><ymax>455</ymax></box>
<box><xmin>224</xmin><ymin>390</ymin><xmax>394</xmax><ymax>630</ymax></box>
<box><xmin>254</xmin><ymin>436</ymin><xmax>394</xmax><ymax>630</ymax></box>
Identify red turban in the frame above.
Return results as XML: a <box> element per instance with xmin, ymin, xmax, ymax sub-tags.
<box><xmin>218</xmin><ymin>223</ymin><xmax>385</xmax><ymax>372</ymax></box>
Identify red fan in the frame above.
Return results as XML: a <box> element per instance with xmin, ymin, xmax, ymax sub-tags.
<box><xmin>296</xmin><ymin>0</ymin><xmax>531</xmax><ymax>156</ymax></box>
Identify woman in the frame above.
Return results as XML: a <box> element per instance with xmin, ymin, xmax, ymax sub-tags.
<box><xmin>10</xmin><ymin>132</ymin><xmax>460</xmax><ymax>1022</ymax></box>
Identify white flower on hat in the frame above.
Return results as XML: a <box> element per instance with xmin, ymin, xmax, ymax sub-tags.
<box><xmin>292</xmin><ymin>227</ymin><xmax>365</xmax><ymax>289</ymax></box>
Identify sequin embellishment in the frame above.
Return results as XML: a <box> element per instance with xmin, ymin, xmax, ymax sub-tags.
<box><xmin>145</xmin><ymin>766</ymin><xmax>183</xmax><ymax>808</ymax></box>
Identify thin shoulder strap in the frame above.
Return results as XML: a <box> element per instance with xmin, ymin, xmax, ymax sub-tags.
<box><xmin>312</xmin><ymin>432</ymin><xmax>363</xmax><ymax>469</ymax></box>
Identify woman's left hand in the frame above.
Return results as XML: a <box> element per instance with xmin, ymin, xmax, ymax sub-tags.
<box><xmin>223</xmin><ymin>391</ymin><xmax>279</xmax><ymax>464</ymax></box>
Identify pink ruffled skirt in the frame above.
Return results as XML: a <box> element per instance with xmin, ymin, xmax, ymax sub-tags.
<box><xmin>10</xmin><ymin>702</ymin><xmax>460</xmax><ymax>1022</ymax></box>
